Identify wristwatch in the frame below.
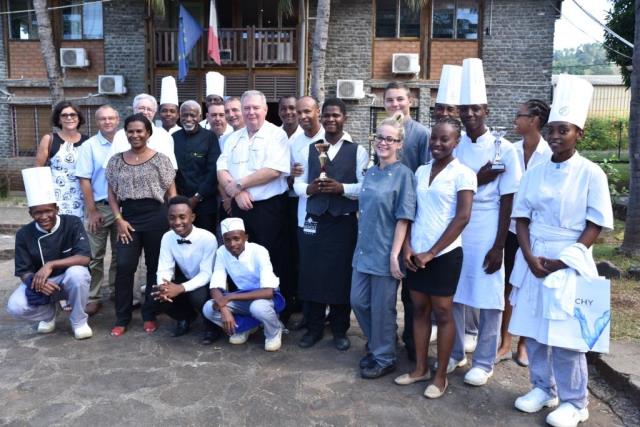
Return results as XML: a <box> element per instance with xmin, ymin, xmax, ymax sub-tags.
<box><xmin>194</xmin><ymin>192</ymin><xmax>204</xmax><ymax>202</ymax></box>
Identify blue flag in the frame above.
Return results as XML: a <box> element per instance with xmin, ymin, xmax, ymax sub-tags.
<box><xmin>178</xmin><ymin>4</ymin><xmax>202</xmax><ymax>82</ymax></box>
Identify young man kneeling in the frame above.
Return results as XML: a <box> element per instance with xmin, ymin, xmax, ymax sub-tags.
<box><xmin>203</xmin><ymin>218</ymin><xmax>284</xmax><ymax>351</ymax></box>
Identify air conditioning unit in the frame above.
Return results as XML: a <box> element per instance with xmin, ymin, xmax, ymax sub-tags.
<box><xmin>60</xmin><ymin>48</ymin><xmax>89</xmax><ymax>68</ymax></box>
<box><xmin>98</xmin><ymin>75</ymin><xmax>127</xmax><ymax>95</ymax></box>
<box><xmin>336</xmin><ymin>79</ymin><xmax>365</xmax><ymax>100</ymax></box>
<box><xmin>392</xmin><ymin>53</ymin><xmax>420</xmax><ymax>74</ymax></box>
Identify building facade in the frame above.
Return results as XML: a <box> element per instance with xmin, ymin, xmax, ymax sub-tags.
<box><xmin>0</xmin><ymin>0</ymin><xmax>559</xmax><ymax>191</ymax></box>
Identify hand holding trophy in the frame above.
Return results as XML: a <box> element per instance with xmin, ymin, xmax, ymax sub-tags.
<box><xmin>314</xmin><ymin>141</ymin><xmax>331</xmax><ymax>180</ymax></box>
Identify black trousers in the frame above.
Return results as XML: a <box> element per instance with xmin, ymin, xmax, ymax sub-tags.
<box><xmin>306</xmin><ymin>301</ymin><xmax>350</xmax><ymax>337</ymax></box>
<box><xmin>232</xmin><ymin>192</ymin><xmax>293</xmax><ymax>316</ymax></box>
<box><xmin>401</xmin><ymin>283</ymin><xmax>414</xmax><ymax>351</ymax></box>
<box><xmin>193</xmin><ymin>210</ymin><xmax>217</xmax><ymax>235</ymax></box>
<box><xmin>286</xmin><ymin>197</ymin><xmax>301</xmax><ymax>313</ymax></box>
<box><xmin>114</xmin><ymin>228</ymin><xmax>165</xmax><ymax>326</ymax></box>
<box><xmin>145</xmin><ymin>281</ymin><xmax>216</xmax><ymax>330</ymax></box>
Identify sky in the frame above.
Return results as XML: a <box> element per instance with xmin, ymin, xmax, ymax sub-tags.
<box><xmin>554</xmin><ymin>0</ymin><xmax>612</xmax><ymax>51</ymax></box>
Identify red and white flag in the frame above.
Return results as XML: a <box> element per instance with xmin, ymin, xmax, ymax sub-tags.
<box><xmin>207</xmin><ymin>0</ymin><xmax>221</xmax><ymax>65</ymax></box>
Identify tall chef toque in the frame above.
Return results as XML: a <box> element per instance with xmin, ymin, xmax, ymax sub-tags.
<box><xmin>436</xmin><ymin>64</ymin><xmax>462</xmax><ymax>106</ymax></box>
<box><xmin>548</xmin><ymin>74</ymin><xmax>594</xmax><ymax>129</ymax></box>
<box><xmin>205</xmin><ymin>71</ymin><xmax>225</xmax><ymax>97</ymax></box>
<box><xmin>160</xmin><ymin>76</ymin><xmax>179</xmax><ymax>106</ymax></box>
<box><xmin>460</xmin><ymin>58</ymin><xmax>487</xmax><ymax>105</ymax></box>
<box><xmin>220</xmin><ymin>217</ymin><xmax>245</xmax><ymax>235</ymax></box>
<box><xmin>22</xmin><ymin>167</ymin><xmax>56</xmax><ymax>207</ymax></box>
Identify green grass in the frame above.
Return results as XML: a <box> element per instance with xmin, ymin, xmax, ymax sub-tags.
<box><xmin>594</xmin><ymin>221</ymin><xmax>640</xmax><ymax>342</ymax></box>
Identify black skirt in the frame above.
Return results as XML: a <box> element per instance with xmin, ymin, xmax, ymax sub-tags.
<box><xmin>121</xmin><ymin>198</ymin><xmax>168</xmax><ymax>232</ymax></box>
<box><xmin>405</xmin><ymin>247</ymin><xmax>463</xmax><ymax>297</ymax></box>
<box><xmin>298</xmin><ymin>212</ymin><xmax>357</xmax><ymax>304</ymax></box>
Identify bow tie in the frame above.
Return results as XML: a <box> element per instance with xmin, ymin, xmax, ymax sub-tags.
<box><xmin>176</xmin><ymin>238</ymin><xmax>192</xmax><ymax>245</ymax></box>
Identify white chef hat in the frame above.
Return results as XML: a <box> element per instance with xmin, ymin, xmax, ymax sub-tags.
<box><xmin>460</xmin><ymin>58</ymin><xmax>487</xmax><ymax>105</ymax></box>
<box><xmin>160</xmin><ymin>76</ymin><xmax>179</xmax><ymax>106</ymax></box>
<box><xmin>221</xmin><ymin>217</ymin><xmax>245</xmax><ymax>235</ymax></box>
<box><xmin>22</xmin><ymin>167</ymin><xmax>56</xmax><ymax>207</ymax></box>
<box><xmin>205</xmin><ymin>72</ymin><xmax>225</xmax><ymax>97</ymax></box>
<box><xmin>436</xmin><ymin>65</ymin><xmax>462</xmax><ymax>106</ymax></box>
<box><xmin>548</xmin><ymin>74</ymin><xmax>594</xmax><ymax>129</ymax></box>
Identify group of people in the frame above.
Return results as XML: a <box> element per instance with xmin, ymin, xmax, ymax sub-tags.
<box><xmin>6</xmin><ymin>59</ymin><xmax>612</xmax><ymax>427</ymax></box>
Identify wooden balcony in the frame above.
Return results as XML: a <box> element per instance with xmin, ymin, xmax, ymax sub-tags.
<box><xmin>155</xmin><ymin>27</ymin><xmax>297</xmax><ymax>68</ymax></box>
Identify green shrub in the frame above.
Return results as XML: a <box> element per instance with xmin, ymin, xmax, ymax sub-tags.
<box><xmin>580</xmin><ymin>117</ymin><xmax>629</xmax><ymax>151</ymax></box>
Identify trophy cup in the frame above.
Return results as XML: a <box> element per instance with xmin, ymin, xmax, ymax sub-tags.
<box><xmin>314</xmin><ymin>141</ymin><xmax>331</xmax><ymax>180</ymax></box>
<box><xmin>490</xmin><ymin>127</ymin><xmax>507</xmax><ymax>172</ymax></box>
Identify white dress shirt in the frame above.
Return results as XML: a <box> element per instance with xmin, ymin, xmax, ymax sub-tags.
<box><xmin>103</xmin><ymin>126</ymin><xmax>178</xmax><ymax>169</ymax></box>
<box><xmin>293</xmin><ymin>132</ymin><xmax>368</xmax><ymax>227</ymax></box>
<box><xmin>167</xmin><ymin>124</ymin><xmax>181</xmax><ymax>135</ymax></box>
<box><xmin>217</xmin><ymin>121</ymin><xmax>291</xmax><ymax>201</ymax></box>
<box><xmin>289</xmin><ymin>127</ymin><xmax>325</xmax><ymax>214</ymax></box>
<box><xmin>412</xmin><ymin>158</ymin><xmax>477</xmax><ymax>256</ymax></box>
<box><xmin>209</xmin><ymin>242</ymin><xmax>279</xmax><ymax>291</ymax></box>
<box><xmin>156</xmin><ymin>226</ymin><xmax>218</xmax><ymax>292</ymax></box>
<box><xmin>282</xmin><ymin>124</ymin><xmax>304</xmax><ymax>143</ymax></box>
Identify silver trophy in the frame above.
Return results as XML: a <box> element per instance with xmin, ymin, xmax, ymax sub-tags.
<box><xmin>490</xmin><ymin>127</ymin><xmax>507</xmax><ymax>172</ymax></box>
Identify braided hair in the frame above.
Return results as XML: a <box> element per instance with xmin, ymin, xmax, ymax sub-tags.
<box><xmin>524</xmin><ymin>99</ymin><xmax>551</xmax><ymax>129</ymax></box>
<box><xmin>433</xmin><ymin>117</ymin><xmax>462</xmax><ymax>141</ymax></box>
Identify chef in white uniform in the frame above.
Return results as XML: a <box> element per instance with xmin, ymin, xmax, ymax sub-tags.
<box><xmin>449</xmin><ymin>58</ymin><xmax>523</xmax><ymax>386</ymax></box>
<box><xmin>509</xmin><ymin>74</ymin><xmax>613</xmax><ymax>427</ymax></box>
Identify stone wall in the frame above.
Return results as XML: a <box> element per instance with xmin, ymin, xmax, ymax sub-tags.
<box><xmin>482</xmin><ymin>0</ymin><xmax>556</xmax><ymax>134</ymax></box>
<box><xmin>0</xmin><ymin>15</ymin><xmax>11</xmax><ymax>159</ymax></box>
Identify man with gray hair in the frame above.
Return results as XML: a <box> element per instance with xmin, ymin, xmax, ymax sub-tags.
<box><xmin>103</xmin><ymin>93</ymin><xmax>178</xmax><ymax>169</ymax></box>
<box><xmin>217</xmin><ymin>90</ymin><xmax>293</xmax><ymax>321</ymax></box>
<box><xmin>173</xmin><ymin>100</ymin><xmax>221</xmax><ymax>234</ymax></box>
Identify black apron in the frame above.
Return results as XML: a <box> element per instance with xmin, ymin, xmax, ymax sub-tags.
<box><xmin>297</xmin><ymin>212</ymin><xmax>357</xmax><ymax>304</ymax></box>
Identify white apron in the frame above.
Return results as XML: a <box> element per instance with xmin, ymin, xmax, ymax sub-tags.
<box><xmin>51</xmin><ymin>140</ymin><xmax>84</xmax><ymax>217</ymax></box>
<box><xmin>508</xmin><ymin>222</ymin><xmax>582</xmax><ymax>345</ymax></box>
<box><xmin>453</xmin><ymin>204</ymin><xmax>505</xmax><ymax>310</ymax></box>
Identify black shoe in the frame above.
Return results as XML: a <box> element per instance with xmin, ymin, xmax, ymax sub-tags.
<box><xmin>298</xmin><ymin>332</ymin><xmax>322</xmax><ymax>348</ymax></box>
<box><xmin>359</xmin><ymin>353</ymin><xmax>376</xmax><ymax>370</ymax></box>
<box><xmin>200</xmin><ymin>329</ymin><xmax>221</xmax><ymax>345</ymax></box>
<box><xmin>360</xmin><ymin>362</ymin><xmax>396</xmax><ymax>379</ymax></box>
<box><xmin>172</xmin><ymin>320</ymin><xmax>190</xmax><ymax>337</ymax></box>
<box><xmin>333</xmin><ymin>335</ymin><xmax>350</xmax><ymax>351</ymax></box>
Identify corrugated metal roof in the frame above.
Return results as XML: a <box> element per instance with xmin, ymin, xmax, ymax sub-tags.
<box><xmin>552</xmin><ymin>74</ymin><xmax>624</xmax><ymax>86</ymax></box>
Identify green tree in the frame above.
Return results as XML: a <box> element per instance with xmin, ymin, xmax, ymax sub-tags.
<box><xmin>604</xmin><ymin>0</ymin><xmax>634</xmax><ymax>87</ymax></box>
<box><xmin>553</xmin><ymin>43</ymin><xmax>616</xmax><ymax>74</ymax></box>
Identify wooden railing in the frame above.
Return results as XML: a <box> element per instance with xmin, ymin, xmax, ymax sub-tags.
<box><xmin>155</xmin><ymin>27</ymin><xmax>297</xmax><ymax>67</ymax></box>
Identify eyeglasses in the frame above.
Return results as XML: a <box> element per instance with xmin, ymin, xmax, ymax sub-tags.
<box><xmin>374</xmin><ymin>134</ymin><xmax>401</xmax><ymax>144</ymax></box>
<box><xmin>136</xmin><ymin>106</ymin><xmax>155</xmax><ymax>113</ymax></box>
<box><xmin>60</xmin><ymin>113</ymin><xmax>78</xmax><ymax>119</ymax></box>
<box><xmin>515</xmin><ymin>113</ymin><xmax>533</xmax><ymax>119</ymax></box>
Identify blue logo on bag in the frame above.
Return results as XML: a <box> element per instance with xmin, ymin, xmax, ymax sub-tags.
<box><xmin>574</xmin><ymin>308</ymin><xmax>610</xmax><ymax>349</ymax></box>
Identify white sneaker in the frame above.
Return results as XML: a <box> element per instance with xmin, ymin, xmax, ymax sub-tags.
<box><xmin>464</xmin><ymin>367</ymin><xmax>493</xmax><ymax>386</ymax></box>
<box><xmin>429</xmin><ymin>325</ymin><xmax>438</xmax><ymax>343</ymax></box>
<box><xmin>73</xmin><ymin>323</ymin><xmax>93</xmax><ymax>340</ymax></box>
<box><xmin>264</xmin><ymin>328</ymin><xmax>282</xmax><ymax>352</ymax></box>
<box><xmin>546</xmin><ymin>403</ymin><xmax>589</xmax><ymax>427</ymax></box>
<box><xmin>464</xmin><ymin>334</ymin><xmax>478</xmax><ymax>353</ymax></box>
<box><xmin>37</xmin><ymin>318</ymin><xmax>56</xmax><ymax>334</ymax></box>
<box><xmin>514</xmin><ymin>387</ymin><xmax>559</xmax><ymax>413</ymax></box>
<box><xmin>436</xmin><ymin>356</ymin><xmax>467</xmax><ymax>374</ymax></box>
<box><xmin>229</xmin><ymin>326</ymin><xmax>258</xmax><ymax>345</ymax></box>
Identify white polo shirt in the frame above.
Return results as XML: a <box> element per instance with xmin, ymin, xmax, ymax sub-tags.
<box><xmin>217</xmin><ymin>121</ymin><xmax>290</xmax><ymax>201</ymax></box>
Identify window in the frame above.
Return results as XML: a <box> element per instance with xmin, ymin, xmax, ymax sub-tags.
<box><xmin>62</xmin><ymin>0</ymin><xmax>103</xmax><ymax>40</ymax></box>
<box><xmin>9</xmin><ymin>0</ymin><xmax>38</xmax><ymax>40</ymax></box>
<box><xmin>432</xmin><ymin>0</ymin><xmax>478</xmax><ymax>39</ymax></box>
<box><xmin>375</xmin><ymin>0</ymin><xmax>420</xmax><ymax>38</ymax></box>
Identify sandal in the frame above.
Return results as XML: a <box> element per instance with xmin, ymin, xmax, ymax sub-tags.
<box><xmin>110</xmin><ymin>326</ymin><xmax>126</xmax><ymax>337</ymax></box>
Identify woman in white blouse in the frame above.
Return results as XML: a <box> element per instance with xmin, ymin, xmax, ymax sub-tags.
<box><xmin>398</xmin><ymin>118</ymin><xmax>476</xmax><ymax>398</ymax></box>
<box><xmin>497</xmin><ymin>99</ymin><xmax>551</xmax><ymax>366</ymax></box>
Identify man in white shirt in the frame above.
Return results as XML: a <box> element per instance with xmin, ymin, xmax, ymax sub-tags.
<box><xmin>203</xmin><ymin>218</ymin><xmax>283</xmax><ymax>351</ymax></box>
<box><xmin>206</xmin><ymin>98</ymin><xmax>233</xmax><ymax>149</ymax></box>
<box><xmin>279</xmin><ymin>95</ymin><xmax>303</xmax><ymax>140</ymax></box>
<box><xmin>75</xmin><ymin>105</ymin><xmax>120</xmax><ymax>316</ymax></box>
<box><xmin>150</xmin><ymin>196</ymin><xmax>221</xmax><ymax>344</ymax></box>
<box><xmin>103</xmin><ymin>93</ymin><xmax>178</xmax><ymax>169</ymax></box>
<box><xmin>217</xmin><ymin>90</ymin><xmax>293</xmax><ymax>322</ymax></box>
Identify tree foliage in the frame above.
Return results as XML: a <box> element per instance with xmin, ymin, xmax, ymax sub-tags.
<box><xmin>604</xmin><ymin>0</ymin><xmax>634</xmax><ymax>88</ymax></box>
<box><xmin>553</xmin><ymin>43</ymin><xmax>617</xmax><ymax>74</ymax></box>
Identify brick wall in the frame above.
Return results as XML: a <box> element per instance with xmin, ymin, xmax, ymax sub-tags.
<box><xmin>429</xmin><ymin>40</ymin><xmax>479</xmax><ymax>79</ymax></box>
<box><xmin>372</xmin><ymin>40</ymin><xmax>420</xmax><ymax>79</ymax></box>
<box><xmin>8</xmin><ymin>40</ymin><xmax>105</xmax><ymax>79</ymax></box>
<box><xmin>482</xmin><ymin>0</ymin><xmax>555</xmax><ymax>136</ymax></box>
